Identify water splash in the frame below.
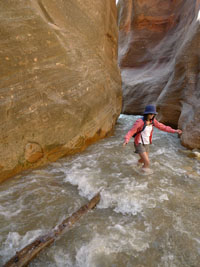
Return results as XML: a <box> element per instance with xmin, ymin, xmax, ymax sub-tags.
<box><xmin>0</xmin><ymin>115</ymin><xmax>200</xmax><ymax>266</ymax></box>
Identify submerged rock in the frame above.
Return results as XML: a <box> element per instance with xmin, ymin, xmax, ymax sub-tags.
<box><xmin>118</xmin><ymin>0</ymin><xmax>200</xmax><ymax>149</ymax></box>
<box><xmin>0</xmin><ymin>0</ymin><xmax>122</xmax><ymax>182</ymax></box>
<box><xmin>179</xmin><ymin>149</ymin><xmax>200</xmax><ymax>159</ymax></box>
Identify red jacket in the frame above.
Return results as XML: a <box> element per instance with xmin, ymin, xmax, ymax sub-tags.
<box><xmin>125</xmin><ymin>118</ymin><xmax>178</xmax><ymax>145</ymax></box>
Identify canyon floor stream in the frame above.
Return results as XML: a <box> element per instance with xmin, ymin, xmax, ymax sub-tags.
<box><xmin>1</xmin><ymin>115</ymin><xmax>200</xmax><ymax>267</ymax></box>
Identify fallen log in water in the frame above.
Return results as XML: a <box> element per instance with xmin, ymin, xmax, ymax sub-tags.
<box><xmin>4</xmin><ymin>193</ymin><xmax>100</xmax><ymax>267</ymax></box>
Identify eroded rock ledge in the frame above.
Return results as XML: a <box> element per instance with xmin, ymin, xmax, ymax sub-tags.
<box><xmin>118</xmin><ymin>0</ymin><xmax>200</xmax><ymax>149</ymax></box>
<box><xmin>0</xmin><ymin>0</ymin><xmax>122</xmax><ymax>182</ymax></box>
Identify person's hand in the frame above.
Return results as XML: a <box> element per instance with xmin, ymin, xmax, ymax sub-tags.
<box><xmin>177</xmin><ymin>129</ymin><xmax>182</xmax><ymax>135</ymax></box>
<box><xmin>123</xmin><ymin>141</ymin><xmax>128</xmax><ymax>147</ymax></box>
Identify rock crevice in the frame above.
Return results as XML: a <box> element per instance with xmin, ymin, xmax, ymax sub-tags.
<box><xmin>118</xmin><ymin>0</ymin><xmax>200</xmax><ymax>149</ymax></box>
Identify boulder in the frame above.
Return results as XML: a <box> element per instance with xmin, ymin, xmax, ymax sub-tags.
<box><xmin>118</xmin><ymin>0</ymin><xmax>200</xmax><ymax>149</ymax></box>
<box><xmin>0</xmin><ymin>0</ymin><xmax>122</xmax><ymax>182</ymax></box>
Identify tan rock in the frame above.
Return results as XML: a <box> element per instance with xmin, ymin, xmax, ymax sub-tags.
<box><xmin>118</xmin><ymin>0</ymin><xmax>200</xmax><ymax>149</ymax></box>
<box><xmin>25</xmin><ymin>142</ymin><xmax>44</xmax><ymax>163</ymax></box>
<box><xmin>0</xmin><ymin>0</ymin><xmax>122</xmax><ymax>182</ymax></box>
<box><xmin>179</xmin><ymin>149</ymin><xmax>200</xmax><ymax>159</ymax></box>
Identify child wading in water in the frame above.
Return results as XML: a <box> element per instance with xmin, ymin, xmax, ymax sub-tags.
<box><xmin>123</xmin><ymin>105</ymin><xmax>182</xmax><ymax>172</ymax></box>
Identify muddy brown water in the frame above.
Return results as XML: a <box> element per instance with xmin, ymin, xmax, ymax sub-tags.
<box><xmin>0</xmin><ymin>115</ymin><xmax>200</xmax><ymax>267</ymax></box>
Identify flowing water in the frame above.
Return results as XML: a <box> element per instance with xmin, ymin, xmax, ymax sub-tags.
<box><xmin>0</xmin><ymin>115</ymin><xmax>200</xmax><ymax>267</ymax></box>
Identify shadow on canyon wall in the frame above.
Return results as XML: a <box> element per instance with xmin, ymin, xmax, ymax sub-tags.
<box><xmin>118</xmin><ymin>0</ymin><xmax>200</xmax><ymax>149</ymax></box>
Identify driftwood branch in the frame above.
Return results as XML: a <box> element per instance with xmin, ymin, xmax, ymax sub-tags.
<box><xmin>4</xmin><ymin>193</ymin><xmax>100</xmax><ymax>267</ymax></box>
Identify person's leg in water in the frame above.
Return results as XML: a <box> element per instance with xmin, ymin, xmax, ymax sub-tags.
<box><xmin>137</xmin><ymin>157</ymin><xmax>143</xmax><ymax>165</ymax></box>
<box><xmin>138</xmin><ymin>152</ymin><xmax>150</xmax><ymax>169</ymax></box>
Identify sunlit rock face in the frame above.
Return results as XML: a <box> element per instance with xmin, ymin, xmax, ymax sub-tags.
<box><xmin>0</xmin><ymin>0</ymin><xmax>122</xmax><ymax>182</ymax></box>
<box><xmin>118</xmin><ymin>0</ymin><xmax>200</xmax><ymax>149</ymax></box>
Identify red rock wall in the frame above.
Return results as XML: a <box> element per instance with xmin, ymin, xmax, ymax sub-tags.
<box><xmin>118</xmin><ymin>0</ymin><xmax>200</xmax><ymax>149</ymax></box>
<box><xmin>0</xmin><ymin>0</ymin><xmax>122</xmax><ymax>182</ymax></box>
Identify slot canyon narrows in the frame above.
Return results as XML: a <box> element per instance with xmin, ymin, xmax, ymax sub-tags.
<box><xmin>118</xmin><ymin>0</ymin><xmax>200</xmax><ymax>149</ymax></box>
<box><xmin>0</xmin><ymin>0</ymin><xmax>200</xmax><ymax>182</ymax></box>
<box><xmin>0</xmin><ymin>1</ymin><xmax>200</xmax><ymax>266</ymax></box>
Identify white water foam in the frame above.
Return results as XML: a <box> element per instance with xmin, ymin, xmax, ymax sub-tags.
<box><xmin>99</xmin><ymin>182</ymin><xmax>149</xmax><ymax>215</ymax></box>
<box><xmin>63</xmin><ymin>167</ymin><xmax>103</xmax><ymax>199</ymax></box>
<box><xmin>0</xmin><ymin>205</ymin><xmax>21</xmax><ymax>218</ymax></box>
<box><xmin>61</xmin><ymin>155</ymin><xmax>170</xmax><ymax>216</ymax></box>
<box><xmin>75</xmin><ymin>230</ymin><xmax>149</xmax><ymax>267</ymax></box>
<box><xmin>53</xmin><ymin>249</ymin><xmax>73</xmax><ymax>267</ymax></box>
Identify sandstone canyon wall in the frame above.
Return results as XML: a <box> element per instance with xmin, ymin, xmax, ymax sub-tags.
<box><xmin>0</xmin><ymin>0</ymin><xmax>122</xmax><ymax>182</ymax></box>
<box><xmin>118</xmin><ymin>0</ymin><xmax>200</xmax><ymax>149</ymax></box>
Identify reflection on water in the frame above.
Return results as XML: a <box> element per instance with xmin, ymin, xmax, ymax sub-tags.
<box><xmin>0</xmin><ymin>115</ymin><xmax>200</xmax><ymax>266</ymax></box>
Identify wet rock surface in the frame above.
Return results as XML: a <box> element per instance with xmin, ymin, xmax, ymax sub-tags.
<box><xmin>118</xmin><ymin>0</ymin><xmax>200</xmax><ymax>149</ymax></box>
<box><xmin>0</xmin><ymin>0</ymin><xmax>122</xmax><ymax>182</ymax></box>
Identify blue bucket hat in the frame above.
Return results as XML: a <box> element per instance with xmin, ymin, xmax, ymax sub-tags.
<box><xmin>143</xmin><ymin>105</ymin><xmax>158</xmax><ymax>115</ymax></box>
